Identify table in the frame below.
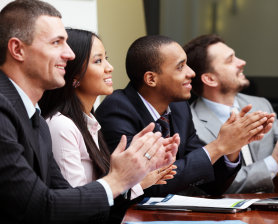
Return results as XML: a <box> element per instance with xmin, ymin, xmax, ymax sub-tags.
<box><xmin>122</xmin><ymin>193</ymin><xmax>278</xmax><ymax>224</ymax></box>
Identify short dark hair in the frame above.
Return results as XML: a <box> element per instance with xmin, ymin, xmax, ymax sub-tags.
<box><xmin>0</xmin><ymin>0</ymin><xmax>61</xmax><ymax>65</ymax></box>
<box><xmin>183</xmin><ymin>34</ymin><xmax>224</xmax><ymax>96</ymax></box>
<box><xmin>126</xmin><ymin>35</ymin><xmax>175</xmax><ymax>90</ymax></box>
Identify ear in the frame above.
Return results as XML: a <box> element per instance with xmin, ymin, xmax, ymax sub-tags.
<box><xmin>201</xmin><ymin>72</ymin><xmax>218</xmax><ymax>87</ymax></box>
<box><xmin>143</xmin><ymin>71</ymin><xmax>157</xmax><ymax>87</ymax></box>
<box><xmin>7</xmin><ymin>38</ymin><xmax>25</xmax><ymax>62</ymax></box>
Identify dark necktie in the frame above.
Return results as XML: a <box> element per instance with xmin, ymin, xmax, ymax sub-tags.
<box><xmin>156</xmin><ymin>113</ymin><xmax>171</xmax><ymax>138</ymax></box>
<box><xmin>31</xmin><ymin>109</ymin><xmax>40</xmax><ymax>128</ymax></box>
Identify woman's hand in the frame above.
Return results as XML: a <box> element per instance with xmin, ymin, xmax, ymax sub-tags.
<box><xmin>140</xmin><ymin>164</ymin><xmax>177</xmax><ymax>190</ymax></box>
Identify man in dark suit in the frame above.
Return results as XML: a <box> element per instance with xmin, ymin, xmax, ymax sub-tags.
<box><xmin>184</xmin><ymin>34</ymin><xmax>278</xmax><ymax>193</ymax></box>
<box><xmin>95</xmin><ymin>35</ymin><xmax>275</xmax><ymax>196</ymax></box>
<box><xmin>0</xmin><ymin>1</ymin><xmax>177</xmax><ymax>223</ymax></box>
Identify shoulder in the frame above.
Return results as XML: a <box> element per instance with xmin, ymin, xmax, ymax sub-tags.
<box><xmin>237</xmin><ymin>93</ymin><xmax>273</xmax><ymax>111</ymax></box>
<box><xmin>46</xmin><ymin>112</ymin><xmax>81</xmax><ymax>136</ymax></box>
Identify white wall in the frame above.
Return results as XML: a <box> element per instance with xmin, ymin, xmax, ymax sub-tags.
<box><xmin>0</xmin><ymin>0</ymin><xmax>97</xmax><ymax>32</ymax></box>
<box><xmin>0</xmin><ymin>0</ymin><xmax>100</xmax><ymax>106</ymax></box>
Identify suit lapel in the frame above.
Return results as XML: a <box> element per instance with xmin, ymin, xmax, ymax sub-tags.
<box><xmin>0</xmin><ymin>71</ymin><xmax>45</xmax><ymax>179</ymax></box>
<box><xmin>194</xmin><ymin>98</ymin><xmax>222</xmax><ymax>138</ymax></box>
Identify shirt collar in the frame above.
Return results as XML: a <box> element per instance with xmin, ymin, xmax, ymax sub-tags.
<box><xmin>202</xmin><ymin>97</ymin><xmax>240</xmax><ymax>124</ymax></box>
<box><xmin>137</xmin><ymin>92</ymin><xmax>171</xmax><ymax>121</ymax></box>
<box><xmin>9</xmin><ymin>79</ymin><xmax>40</xmax><ymax>119</ymax></box>
<box><xmin>84</xmin><ymin>112</ymin><xmax>101</xmax><ymax>134</ymax></box>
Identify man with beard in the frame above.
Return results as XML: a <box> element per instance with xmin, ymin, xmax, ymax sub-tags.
<box><xmin>96</xmin><ymin>35</ymin><xmax>275</xmax><ymax>197</ymax></box>
<box><xmin>185</xmin><ymin>34</ymin><xmax>278</xmax><ymax>194</ymax></box>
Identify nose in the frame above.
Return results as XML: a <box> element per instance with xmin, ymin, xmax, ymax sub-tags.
<box><xmin>186</xmin><ymin>65</ymin><xmax>196</xmax><ymax>79</ymax></box>
<box><xmin>105</xmin><ymin>60</ymin><xmax>114</xmax><ymax>73</ymax></box>
<box><xmin>62</xmin><ymin>43</ymin><xmax>75</xmax><ymax>61</ymax></box>
<box><xmin>237</xmin><ymin>57</ymin><xmax>246</xmax><ymax>68</ymax></box>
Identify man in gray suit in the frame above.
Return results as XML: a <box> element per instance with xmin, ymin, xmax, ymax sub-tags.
<box><xmin>0</xmin><ymin>1</ymin><xmax>177</xmax><ymax>223</ymax></box>
<box><xmin>184</xmin><ymin>34</ymin><xmax>278</xmax><ymax>194</ymax></box>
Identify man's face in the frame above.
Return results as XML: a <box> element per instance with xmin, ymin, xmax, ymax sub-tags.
<box><xmin>23</xmin><ymin>15</ymin><xmax>75</xmax><ymax>91</ymax></box>
<box><xmin>155</xmin><ymin>42</ymin><xmax>195</xmax><ymax>102</ymax></box>
<box><xmin>207</xmin><ymin>42</ymin><xmax>249</xmax><ymax>93</ymax></box>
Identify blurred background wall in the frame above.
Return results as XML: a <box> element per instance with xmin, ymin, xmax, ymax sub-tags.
<box><xmin>1</xmin><ymin>0</ymin><xmax>277</xmax><ymax>111</ymax></box>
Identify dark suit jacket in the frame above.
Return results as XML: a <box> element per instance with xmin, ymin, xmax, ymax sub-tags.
<box><xmin>95</xmin><ymin>83</ymin><xmax>240</xmax><ymax>197</ymax></box>
<box><xmin>0</xmin><ymin>71</ymin><xmax>110</xmax><ymax>224</ymax></box>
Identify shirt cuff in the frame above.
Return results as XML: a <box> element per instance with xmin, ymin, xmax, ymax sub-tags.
<box><xmin>202</xmin><ymin>147</ymin><xmax>241</xmax><ymax>168</ymax></box>
<box><xmin>223</xmin><ymin>154</ymin><xmax>241</xmax><ymax>168</ymax></box>
<box><xmin>264</xmin><ymin>156</ymin><xmax>278</xmax><ymax>179</ymax></box>
<box><xmin>202</xmin><ymin>147</ymin><xmax>211</xmax><ymax>162</ymax></box>
<box><xmin>130</xmin><ymin>183</ymin><xmax>144</xmax><ymax>200</ymax></box>
<box><xmin>97</xmin><ymin>179</ymin><xmax>114</xmax><ymax>206</ymax></box>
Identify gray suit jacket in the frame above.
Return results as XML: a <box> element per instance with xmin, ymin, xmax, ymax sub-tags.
<box><xmin>190</xmin><ymin>93</ymin><xmax>278</xmax><ymax>193</ymax></box>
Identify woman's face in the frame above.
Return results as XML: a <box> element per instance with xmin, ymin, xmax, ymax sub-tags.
<box><xmin>77</xmin><ymin>37</ymin><xmax>114</xmax><ymax>100</ymax></box>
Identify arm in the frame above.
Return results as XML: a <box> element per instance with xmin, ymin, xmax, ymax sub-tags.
<box><xmin>47</xmin><ymin>114</ymin><xmax>92</xmax><ymax>187</ymax></box>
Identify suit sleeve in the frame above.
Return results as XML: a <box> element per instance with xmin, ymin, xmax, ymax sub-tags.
<box><xmin>96</xmin><ymin>93</ymin><xmax>239</xmax><ymax>196</ymax></box>
<box><xmin>0</xmin><ymin>104</ymin><xmax>110</xmax><ymax>223</ymax></box>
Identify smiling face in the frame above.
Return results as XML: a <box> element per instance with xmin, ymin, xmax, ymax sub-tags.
<box><xmin>75</xmin><ymin>37</ymin><xmax>114</xmax><ymax>101</ymax></box>
<box><xmin>207</xmin><ymin>42</ymin><xmax>249</xmax><ymax>94</ymax></box>
<box><xmin>23</xmin><ymin>15</ymin><xmax>75</xmax><ymax>90</ymax></box>
<box><xmin>155</xmin><ymin>42</ymin><xmax>195</xmax><ymax>102</ymax></box>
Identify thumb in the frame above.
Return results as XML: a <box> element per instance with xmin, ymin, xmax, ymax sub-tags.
<box><xmin>226</xmin><ymin>111</ymin><xmax>236</xmax><ymax>124</ymax></box>
<box><xmin>239</xmin><ymin>104</ymin><xmax>252</xmax><ymax>117</ymax></box>
<box><xmin>113</xmin><ymin>135</ymin><xmax>127</xmax><ymax>154</ymax></box>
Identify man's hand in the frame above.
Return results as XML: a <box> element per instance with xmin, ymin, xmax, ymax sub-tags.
<box><xmin>238</xmin><ymin>104</ymin><xmax>275</xmax><ymax>142</ymax></box>
<box><xmin>206</xmin><ymin>105</ymin><xmax>274</xmax><ymax>164</ymax></box>
<box><xmin>102</xmin><ymin>123</ymin><xmax>178</xmax><ymax>198</ymax></box>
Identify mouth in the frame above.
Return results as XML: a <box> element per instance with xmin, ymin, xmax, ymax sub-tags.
<box><xmin>183</xmin><ymin>81</ymin><xmax>192</xmax><ymax>89</ymax></box>
<box><xmin>55</xmin><ymin>65</ymin><xmax>66</xmax><ymax>71</ymax></box>
<box><xmin>104</xmin><ymin>77</ymin><xmax>113</xmax><ymax>85</ymax></box>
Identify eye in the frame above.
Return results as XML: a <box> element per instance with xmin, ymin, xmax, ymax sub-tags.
<box><xmin>95</xmin><ymin>59</ymin><xmax>102</xmax><ymax>64</ymax></box>
<box><xmin>52</xmin><ymin>40</ymin><xmax>60</xmax><ymax>45</ymax></box>
<box><xmin>105</xmin><ymin>56</ymin><xmax>109</xmax><ymax>61</ymax></box>
<box><xmin>177</xmin><ymin>64</ymin><xmax>184</xmax><ymax>71</ymax></box>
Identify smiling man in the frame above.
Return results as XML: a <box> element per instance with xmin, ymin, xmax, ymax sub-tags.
<box><xmin>0</xmin><ymin>1</ymin><xmax>178</xmax><ymax>223</ymax></box>
<box><xmin>96</xmin><ymin>35</ymin><xmax>274</xmax><ymax>197</ymax></box>
<box><xmin>185</xmin><ymin>34</ymin><xmax>278</xmax><ymax>194</ymax></box>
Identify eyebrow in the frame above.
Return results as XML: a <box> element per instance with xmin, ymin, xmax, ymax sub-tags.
<box><xmin>93</xmin><ymin>51</ymin><xmax>107</xmax><ymax>58</ymax></box>
<box><xmin>225</xmin><ymin>51</ymin><xmax>235</xmax><ymax>61</ymax></box>
<box><xmin>177</xmin><ymin>59</ymin><xmax>186</xmax><ymax>67</ymax></box>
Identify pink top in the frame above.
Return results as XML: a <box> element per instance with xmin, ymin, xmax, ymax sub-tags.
<box><xmin>47</xmin><ymin>112</ymin><xmax>143</xmax><ymax>199</ymax></box>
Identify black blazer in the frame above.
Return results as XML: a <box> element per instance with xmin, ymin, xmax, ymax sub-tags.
<box><xmin>96</xmin><ymin>83</ymin><xmax>240</xmax><ymax>197</ymax></box>
<box><xmin>0</xmin><ymin>71</ymin><xmax>110</xmax><ymax>223</ymax></box>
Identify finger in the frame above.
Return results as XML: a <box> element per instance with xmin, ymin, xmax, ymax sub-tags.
<box><xmin>139</xmin><ymin>132</ymin><xmax>163</xmax><ymax>157</ymax></box>
<box><xmin>239</xmin><ymin>104</ymin><xmax>252</xmax><ymax>117</ymax></box>
<box><xmin>133</xmin><ymin>123</ymin><xmax>155</xmax><ymax>141</ymax></box>
<box><xmin>161</xmin><ymin>174</ymin><xmax>175</xmax><ymax>180</ymax></box>
<box><xmin>155</xmin><ymin>180</ymin><xmax>167</xmax><ymax>185</ymax></box>
<box><xmin>262</xmin><ymin>123</ymin><xmax>273</xmax><ymax>134</ymax></box>
<box><xmin>226</xmin><ymin>111</ymin><xmax>236</xmax><ymax>124</ymax></box>
<box><xmin>113</xmin><ymin>135</ymin><xmax>127</xmax><ymax>154</ymax></box>
<box><xmin>245</xmin><ymin>116</ymin><xmax>267</xmax><ymax>131</ymax></box>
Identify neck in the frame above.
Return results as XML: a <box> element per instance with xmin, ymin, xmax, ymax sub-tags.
<box><xmin>75</xmin><ymin>91</ymin><xmax>96</xmax><ymax>115</ymax></box>
<box><xmin>138</xmin><ymin>86</ymin><xmax>168</xmax><ymax>115</ymax></box>
<box><xmin>1</xmin><ymin>64</ymin><xmax>43</xmax><ymax>106</ymax></box>
<box><xmin>202</xmin><ymin>90</ymin><xmax>236</xmax><ymax>107</ymax></box>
